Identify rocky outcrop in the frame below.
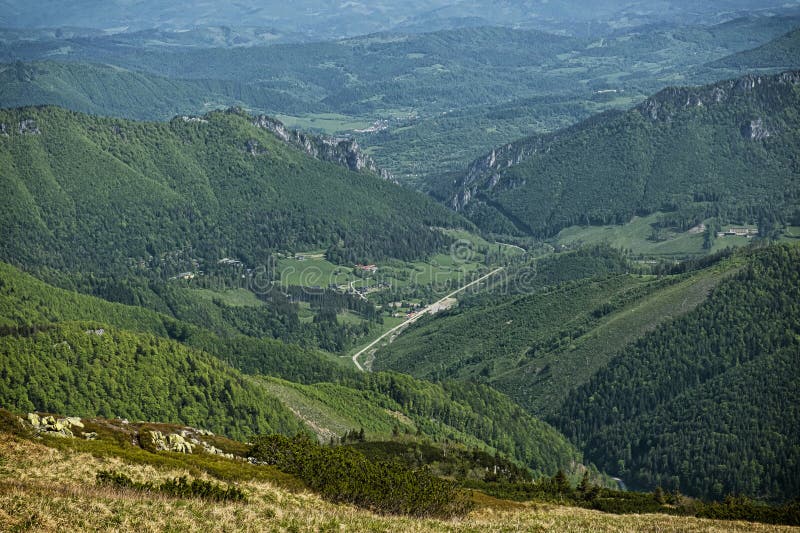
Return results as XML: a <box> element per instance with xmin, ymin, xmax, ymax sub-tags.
<box><xmin>741</xmin><ymin>118</ymin><xmax>772</xmax><ymax>140</ymax></box>
<box><xmin>149</xmin><ymin>428</ymin><xmax>234</xmax><ymax>458</ymax></box>
<box><xmin>448</xmin><ymin>71</ymin><xmax>800</xmax><ymax>212</ymax></box>
<box><xmin>18</xmin><ymin>119</ymin><xmax>40</xmax><ymax>135</ymax></box>
<box><xmin>180</xmin><ymin>115</ymin><xmax>208</xmax><ymax>124</ymax></box>
<box><xmin>251</xmin><ymin>114</ymin><xmax>395</xmax><ymax>182</ymax></box>
<box><xmin>196</xmin><ymin>439</ymin><xmax>234</xmax><ymax>459</ymax></box>
<box><xmin>150</xmin><ymin>430</ymin><xmax>195</xmax><ymax>453</ymax></box>
<box><xmin>26</xmin><ymin>413</ymin><xmax>85</xmax><ymax>438</ymax></box>
<box><xmin>450</xmin><ymin>135</ymin><xmax>553</xmax><ymax>210</ymax></box>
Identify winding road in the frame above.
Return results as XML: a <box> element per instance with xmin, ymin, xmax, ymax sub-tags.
<box><xmin>351</xmin><ymin>267</ymin><xmax>504</xmax><ymax>371</ymax></box>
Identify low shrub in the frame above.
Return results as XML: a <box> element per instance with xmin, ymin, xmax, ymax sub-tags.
<box><xmin>96</xmin><ymin>470</ymin><xmax>247</xmax><ymax>502</ymax></box>
<box><xmin>249</xmin><ymin>434</ymin><xmax>472</xmax><ymax>518</ymax></box>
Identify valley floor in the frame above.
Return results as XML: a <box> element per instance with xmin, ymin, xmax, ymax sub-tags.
<box><xmin>0</xmin><ymin>434</ymin><xmax>794</xmax><ymax>533</ymax></box>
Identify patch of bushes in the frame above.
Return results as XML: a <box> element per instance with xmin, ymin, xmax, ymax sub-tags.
<box><xmin>467</xmin><ymin>470</ymin><xmax>800</xmax><ymax>526</ymax></box>
<box><xmin>249</xmin><ymin>434</ymin><xmax>473</xmax><ymax>518</ymax></box>
<box><xmin>96</xmin><ymin>470</ymin><xmax>247</xmax><ymax>502</ymax></box>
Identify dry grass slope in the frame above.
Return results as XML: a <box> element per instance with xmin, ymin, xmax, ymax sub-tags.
<box><xmin>0</xmin><ymin>434</ymin><xmax>795</xmax><ymax>533</ymax></box>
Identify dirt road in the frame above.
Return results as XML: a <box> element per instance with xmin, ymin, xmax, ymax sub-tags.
<box><xmin>351</xmin><ymin>267</ymin><xmax>504</xmax><ymax>371</ymax></box>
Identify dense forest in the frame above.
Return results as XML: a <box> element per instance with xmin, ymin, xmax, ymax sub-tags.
<box><xmin>374</xmin><ymin>245</ymin><xmax>736</xmax><ymax>416</ymax></box>
<box><xmin>374</xmin><ymin>243</ymin><xmax>800</xmax><ymax>502</ymax></box>
<box><xmin>0</xmin><ymin>260</ymin><xmax>582</xmax><ymax>477</ymax></box>
<box><xmin>0</xmin><ymin>322</ymin><xmax>308</xmax><ymax>439</ymax></box>
<box><xmin>0</xmin><ymin>261</ymin><xmax>359</xmax><ymax>382</ymax></box>
<box><xmin>0</xmin><ymin>105</ymin><xmax>465</xmax><ymax>277</ymax></box>
<box><xmin>555</xmin><ymin>245</ymin><xmax>800</xmax><ymax>501</ymax></box>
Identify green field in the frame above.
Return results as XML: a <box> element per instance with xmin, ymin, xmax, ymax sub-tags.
<box><xmin>782</xmin><ymin>226</ymin><xmax>800</xmax><ymax>240</ymax></box>
<box><xmin>277</xmin><ymin>253</ymin><xmax>356</xmax><ymax>289</ymax></box>
<box><xmin>189</xmin><ymin>287</ymin><xmax>264</xmax><ymax>307</ymax></box>
<box><xmin>554</xmin><ymin>214</ymin><xmax>754</xmax><ymax>258</ymax></box>
<box><xmin>276</xmin><ymin>231</ymin><xmax>521</xmax><ymax>297</ymax></box>
<box><xmin>337</xmin><ymin>310</ymin><xmax>368</xmax><ymax>326</ymax></box>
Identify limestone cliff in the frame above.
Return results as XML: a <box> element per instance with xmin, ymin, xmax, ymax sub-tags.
<box><xmin>251</xmin><ymin>114</ymin><xmax>395</xmax><ymax>182</ymax></box>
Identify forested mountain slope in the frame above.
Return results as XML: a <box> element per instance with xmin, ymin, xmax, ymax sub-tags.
<box><xmin>0</xmin><ymin>322</ymin><xmax>309</xmax><ymax>439</ymax></box>
<box><xmin>440</xmin><ymin>70</ymin><xmax>800</xmax><ymax>237</ymax></box>
<box><xmin>0</xmin><ymin>261</ymin><xmax>355</xmax><ymax>384</ymax></box>
<box><xmin>0</xmin><ymin>105</ymin><xmax>465</xmax><ymax>276</ymax></box>
<box><xmin>375</xmin><ymin>243</ymin><xmax>800</xmax><ymax>502</ymax></box>
<box><xmin>555</xmin><ymin>244</ymin><xmax>800</xmax><ymax>501</ymax></box>
<box><xmin>374</xmin><ymin>246</ymin><xmax>739</xmax><ymax>416</ymax></box>
<box><xmin>0</xmin><ymin>260</ymin><xmax>582</xmax><ymax>476</ymax></box>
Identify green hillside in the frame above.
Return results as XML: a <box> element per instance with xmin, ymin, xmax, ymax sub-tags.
<box><xmin>0</xmin><ymin>61</ymin><xmax>223</xmax><ymax>120</ymax></box>
<box><xmin>0</xmin><ymin>61</ymin><xmax>326</xmax><ymax>119</ymax></box>
<box><xmin>0</xmin><ymin>105</ymin><xmax>465</xmax><ymax>277</ymax></box>
<box><xmin>0</xmin><ymin>322</ymin><xmax>307</xmax><ymax>440</ymax></box>
<box><xmin>373</xmin><ymin>246</ymin><xmax>740</xmax><ymax>416</ymax></box>
<box><xmin>556</xmin><ymin>244</ymin><xmax>800</xmax><ymax>501</ymax></box>
<box><xmin>3</xmin><ymin>415</ymin><xmax>799</xmax><ymax>531</ymax></box>
<box><xmin>0</xmin><ymin>261</ymin><xmax>355</xmax><ymax>384</ymax></box>
<box><xmin>440</xmin><ymin>70</ymin><xmax>800</xmax><ymax>239</ymax></box>
<box><xmin>1</xmin><ymin>13</ymin><xmax>799</xmax><ymax>517</ymax></box>
<box><xmin>708</xmin><ymin>27</ymin><xmax>800</xmax><ymax>70</ymax></box>
<box><xmin>0</xmin><ymin>260</ymin><xmax>582</xmax><ymax>476</ymax></box>
<box><xmin>374</xmin><ymin>243</ymin><xmax>800</xmax><ymax>502</ymax></box>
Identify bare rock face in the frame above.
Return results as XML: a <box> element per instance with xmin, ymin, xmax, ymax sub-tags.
<box><xmin>251</xmin><ymin>113</ymin><xmax>396</xmax><ymax>182</ymax></box>
<box><xmin>18</xmin><ymin>119</ymin><xmax>40</xmax><ymax>135</ymax></box>
<box><xmin>0</xmin><ymin>123</ymin><xmax>8</xmax><ymax>136</ymax></box>
<box><xmin>451</xmin><ymin>187</ymin><xmax>474</xmax><ymax>211</ymax></box>
<box><xmin>741</xmin><ymin>118</ymin><xmax>771</xmax><ymax>140</ymax></box>
<box><xmin>449</xmin><ymin>137</ymin><xmax>548</xmax><ymax>210</ymax></box>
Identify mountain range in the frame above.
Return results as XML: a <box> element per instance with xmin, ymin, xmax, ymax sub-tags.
<box><xmin>3</xmin><ymin>17</ymin><xmax>800</xmax><ymax>183</ymax></box>
<box><xmin>2</xmin><ymin>0</ymin><xmax>799</xmax><ymax>37</ymax></box>
<box><xmin>1</xmin><ymin>8</ymin><xmax>799</xmax><ymax>527</ymax></box>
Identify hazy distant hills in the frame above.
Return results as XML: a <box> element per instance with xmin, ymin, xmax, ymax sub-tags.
<box><xmin>438</xmin><ymin>70</ymin><xmax>800</xmax><ymax>237</ymax></box>
<box><xmin>3</xmin><ymin>17</ymin><xmax>799</xmax><ymax>182</ymax></box>
<box><xmin>2</xmin><ymin>0</ymin><xmax>799</xmax><ymax>38</ymax></box>
<box><xmin>709</xmin><ymin>27</ymin><xmax>800</xmax><ymax>71</ymax></box>
<box><xmin>0</xmin><ymin>60</ymin><xmax>327</xmax><ymax>119</ymax></box>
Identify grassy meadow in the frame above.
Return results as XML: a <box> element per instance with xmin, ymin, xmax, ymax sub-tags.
<box><xmin>1</xmin><ymin>433</ymin><xmax>795</xmax><ymax>532</ymax></box>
